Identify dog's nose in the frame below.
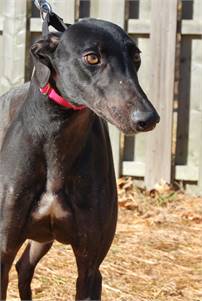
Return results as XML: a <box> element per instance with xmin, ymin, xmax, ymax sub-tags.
<box><xmin>131</xmin><ymin>110</ymin><xmax>160</xmax><ymax>132</ymax></box>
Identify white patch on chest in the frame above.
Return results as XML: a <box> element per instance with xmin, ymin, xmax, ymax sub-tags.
<box><xmin>32</xmin><ymin>192</ymin><xmax>68</xmax><ymax>220</ymax></box>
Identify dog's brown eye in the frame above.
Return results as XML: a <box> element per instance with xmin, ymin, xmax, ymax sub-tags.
<box><xmin>84</xmin><ymin>53</ymin><xmax>100</xmax><ymax>65</ymax></box>
<box><xmin>133</xmin><ymin>52</ymin><xmax>141</xmax><ymax>63</ymax></box>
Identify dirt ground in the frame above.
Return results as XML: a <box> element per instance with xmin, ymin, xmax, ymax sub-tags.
<box><xmin>7</xmin><ymin>178</ymin><xmax>202</xmax><ymax>301</ymax></box>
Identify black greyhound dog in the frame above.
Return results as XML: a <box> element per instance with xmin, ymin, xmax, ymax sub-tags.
<box><xmin>0</xmin><ymin>18</ymin><xmax>159</xmax><ymax>300</ymax></box>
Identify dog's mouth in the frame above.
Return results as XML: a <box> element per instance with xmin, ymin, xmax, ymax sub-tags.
<box><xmin>85</xmin><ymin>104</ymin><xmax>137</xmax><ymax>134</ymax></box>
<box><xmin>142</xmin><ymin>123</ymin><xmax>156</xmax><ymax>132</ymax></box>
<box><xmin>105</xmin><ymin>105</ymin><xmax>137</xmax><ymax>134</ymax></box>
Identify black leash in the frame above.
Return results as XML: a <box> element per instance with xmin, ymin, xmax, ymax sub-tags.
<box><xmin>33</xmin><ymin>0</ymin><xmax>69</xmax><ymax>38</ymax></box>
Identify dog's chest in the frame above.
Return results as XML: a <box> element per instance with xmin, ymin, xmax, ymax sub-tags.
<box><xmin>32</xmin><ymin>192</ymin><xmax>68</xmax><ymax>220</ymax></box>
<box><xmin>27</xmin><ymin>191</ymin><xmax>75</xmax><ymax>243</ymax></box>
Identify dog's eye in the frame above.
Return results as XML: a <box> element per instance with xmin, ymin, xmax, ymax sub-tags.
<box><xmin>84</xmin><ymin>53</ymin><xmax>100</xmax><ymax>65</ymax></box>
<box><xmin>133</xmin><ymin>52</ymin><xmax>141</xmax><ymax>63</ymax></box>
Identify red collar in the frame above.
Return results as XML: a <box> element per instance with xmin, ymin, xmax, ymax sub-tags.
<box><xmin>40</xmin><ymin>83</ymin><xmax>86</xmax><ymax>111</ymax></box>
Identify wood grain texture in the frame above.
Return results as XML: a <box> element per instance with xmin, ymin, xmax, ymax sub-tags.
<box><xmin>0</xmin><ymin>0</ymin><xmax>27</xmax><ymax>94</ymax></box>
<box><xmin>122</xmin><ymin>162</ymin><xmax>145</xmax><ymax>177</ymax></box>
<box><xmin>176</xmin><ymin>0</ymin><xmax>202</xmax><ymax>193</ymax></box>
<box><xmin>90</xmin><ymin>0</ymin><xmax>125</xmax><ymax>27</ymax></box>
<box><xmin>175</xmin><ymin>166</ymin><xmax>198</xmax><ymax>182</ymax></box>
<box><xmin>128</xmin><ymin>19</ymin><xmax>202</xmax><ymax>36</ymax></box>
<box><xmin>52</xmin><ymin>0</ymin><xmax>75</xmax><ymax>24</ymax></box>
<box><xmin>134</xmin><ymin>0</ymin><xmax>150</xmax><ymax>164</ymax></box>
<box><xmin>145</xmin><ymin>0</ymin><xmax>178</xmax><ymax>188</ymax></box>
<box><xmin>0</xmin><ymin>2</ymin><xmax>3</xmax><ymax>90</ymax></box>
<box><xmin>192</xmin><ymin>0</ymin><xmax>202</xmax><ymax>191</ymax></box>
<box><xmin>128</xmin><ymin>19</ymin><xmax>150</xmax><ymax>35</ymax></box>
<box><xmin>182</xmin><ymin>20</ymin><xmax>202</xmax><ymax>36</ymax></box>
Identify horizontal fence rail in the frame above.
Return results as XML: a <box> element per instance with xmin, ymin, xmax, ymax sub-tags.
<box><xmin>0</xmin><ymin>0</ymin><xmax>202</xmax><ymax>193</ymax></box>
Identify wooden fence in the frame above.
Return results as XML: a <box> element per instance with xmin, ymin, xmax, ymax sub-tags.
<box><xmin>0</xmin><ymin>0</ymin><xmax>202</xmax><ymax>193</ymax></box>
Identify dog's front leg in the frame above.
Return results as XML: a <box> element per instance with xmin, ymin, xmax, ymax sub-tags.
<box><xmin>16</xmin><ymin>240</ymin><xmax>53</xmax><ymax>300</ymax></box>
<box><xmin>0</xmin><ymin>182</ymin><xmax>35</xmax><ymax>300</ymax></box>
<box><xmin>1</xmin><ymin>251</ymin><xmax>20</xmax><ymax>300</ymax></box>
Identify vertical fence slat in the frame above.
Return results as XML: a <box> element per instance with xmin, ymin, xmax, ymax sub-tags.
<box><xmin>90</xmin><ymin>0</ymin><xmax>125</xmax><ymax>178</ymax></box>
<box><xmin>0</xmin><ymin>1</ymin><xmax>3</xmax><ymax>92</ymax></box>
<box><xmin>90</xmin><ymin>0</ymin><xmax>125</xmax><ymax>26</ymax></box>
<box><xmin>175</xmin><ymin>0</ymin><xmax>192</xmax><ymax>167</ymax></box>
<box><xmin>134</xmin><ymin>0</ymin><xmax>151</xmax><ymax>163</ymax></box>
<box><xmin>145</xmin><ymin>0</ymin><xmax>178</xmax><ymax>188</ymax></box>
<box><xmin>175</xmin><ymin>37</ymin><xmax>191</xmax><ymax>166</ymax></box>
<box><xmin>52</xmin><ymin>0</ymin><xmax>75</xmax><ymax>24</ymax></box>
<box><xmin>199</xmin><ymin>117</ymin><xmax>202</xmax><ymax>192</ymax></box>
<box><xmin>193</xmin><ymin>0</ymin><xmax>202</xmax><ymax>192</ymax></box>
<box><xmin>0</xmin><ymin>0</ymin><xmax>27</xmax><ymax>94</ymax></box>
<box><xmin>176</xmin><ymin>0</ymin><xmax>202</xmax><ymax>193</ymax></box>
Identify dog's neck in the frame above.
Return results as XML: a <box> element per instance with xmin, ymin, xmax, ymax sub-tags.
<box><xmin>20</xmin><ymin>80</ymin><xmax>95</xmax><ymax>180</ymax></box>
<box><xmin>22</xmin><ymin>80</ymin><xmax>94</xmax><ymax>142</ymax></box>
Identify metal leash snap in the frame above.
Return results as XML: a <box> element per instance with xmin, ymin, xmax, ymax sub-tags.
<box><xmin>33</xmin><ymin>0</ymin><xmax>52</xmax><ymax>20</ymax></box>
<box><xmin>33</xmin><ymin>0</ymin><xmax>68</xmax><ymax>39</ymax></box>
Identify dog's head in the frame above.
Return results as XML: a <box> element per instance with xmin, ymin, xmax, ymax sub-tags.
<box><xmin>31</xmin><ymin>18</ymin><xmax>159</xmax><ymax>134</ymax></box>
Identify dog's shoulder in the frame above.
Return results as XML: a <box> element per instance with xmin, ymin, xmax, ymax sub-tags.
<box><xmin>0</xmin><ymin>82</ymin><xmax>30</xmax><ymax>147</ymax></box>
<box><xmin>0</xmin><ymin>82</ymin><xmax>30</xmax><ymax>114</ymax></box>
<box><xmin>0</xmin><ymin>82</ymin><xmax>30</xmax><ymax>107</ymax></box>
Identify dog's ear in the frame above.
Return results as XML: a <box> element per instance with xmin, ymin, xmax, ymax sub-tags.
<box><xmin>30</xmin><ymin>33</ymin><xmax>61</xmax><ymax>88</ymax></box>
